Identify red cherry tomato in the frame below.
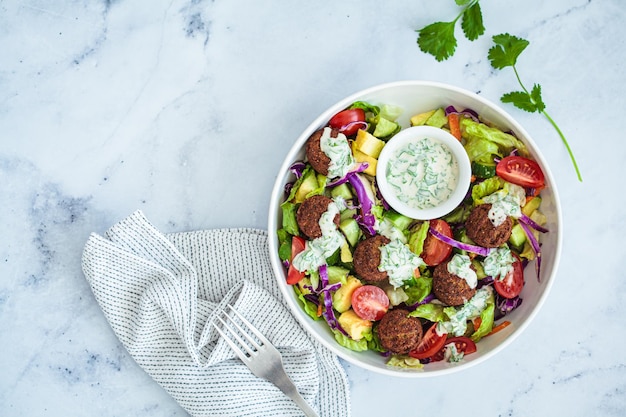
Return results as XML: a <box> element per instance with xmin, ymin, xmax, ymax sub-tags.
<box><xmin>496</xmin><ymin>156</ymin><xmax>545</xmax><ymax>188</ymax></box>
<box><xmin>408</xmin><ymin>324</ymin><xmax>448</xmax><ymax>359</ymax></box>
<box><xmin>351</xmin><ymin>285</ymin><xmax>390</xmax><ymax>321</ymax></box>
<box><xmin>286</xmin><ymin>236</ymin><xmax>306</xmax><ymax>285</ymax></box>
<box><xmin>429</xmin><ymin>336</ymin><xmax>477</xmax><ymax>362</ymax></box>
<box><xmin>328</xmin><ymin>108</ymin><xmax>366</xmax><ymax>136</ymax></box>
<box><xmin>494</xmin><ymin>254</ymin><xmax>524</xmax><ymax>299</ymax></box>
<box><xmin>421</xmin><ymin>219</ymin><xmax>453</xmax><ymax>266</ymax></box>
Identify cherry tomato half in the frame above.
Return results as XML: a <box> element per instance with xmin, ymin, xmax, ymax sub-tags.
<box><xmin>421</xmin><ymin>219</ymin><xmax>453</xmax><ymax>266</ymax></box>
<box><xmin>408</xmin><ymin>324</ymin><xmax>448</xmax><ymax>359</ymax></box>
<box><xmin>351</xmin><ymin>285</ymin><xmax>389</xmax><ymax>321</ymax></box>
<box><xmin>496</xmin><ymin>156</ymin><xmax>545</xmax><ymax>189</ymax></box>
<box><xmin>429</xmin><ymin>336</ymin><xmax>477</xmax><ymax>362</ymax></box>
<box><xmin>328</xmin><ymin>108</ymin><xmax>366</xmax><ymax>136</ymax></box>
<box><xmin>494</xmin><ymin>254</ymin><xmax>524</xmax><ymax>299</ymax></box>
<box><xmin>286</xmin><ymin>236</ymin><xmax>306</xmax><ymax>285</ymax></box>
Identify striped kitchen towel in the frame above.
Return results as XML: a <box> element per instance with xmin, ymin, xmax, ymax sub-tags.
<box><xmin>81</xmin><ymin>210</ymin><xmax>351</xmax><ymax>417</ymax></box>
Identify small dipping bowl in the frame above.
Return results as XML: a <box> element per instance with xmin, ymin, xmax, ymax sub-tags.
<box><xmin>376</xmin><ymin>125</ymin><xmax>472</xmax><ymax>220</ymax></box>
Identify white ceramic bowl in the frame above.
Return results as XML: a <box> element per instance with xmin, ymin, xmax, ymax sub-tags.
<box><xmin>376</xmin><ymin>125</ymin><xmax>472</xmax><ymax>220</ymax></box>
<box><xmin>267</xmin><ymin>81</ymin><xmax>562</xmax><ymax>377</ymax></box>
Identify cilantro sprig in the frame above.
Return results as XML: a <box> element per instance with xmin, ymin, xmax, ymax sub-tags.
<box><xmin>416</xmin><ymin>0</ymin><xmax>485</xmax><ymax>62</ymax></box>
<box><xmin>489</xmin><ymin>33</ymin><xmax>582</xmax><ymax>182</ymax></box>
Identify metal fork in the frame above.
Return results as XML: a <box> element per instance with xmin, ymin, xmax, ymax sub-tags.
<box><xmin>212</xmin><ymin>305</ymin><xmax>320</xmax><ymax>417</ymax></box>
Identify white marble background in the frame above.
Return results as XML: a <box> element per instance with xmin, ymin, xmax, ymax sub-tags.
<box><xmin>1</xmin><ymin>0</ymin><xmax>624</xmax><ymax>416</ymax></box>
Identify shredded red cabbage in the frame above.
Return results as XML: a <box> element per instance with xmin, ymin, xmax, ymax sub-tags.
<box><xmin>406</xmin><ymin>293</ymin><xmax>435</xmax><ymax>311</ymax></box>
<box><xmin>303</xmin><ymin>293</ymin><xmax>320</xmax><ymax>306</ymax></box>
<box><xmin>289</xmin><ymin>161</ymin><xmax>306</xmax><ymax>179</ymax></box>
<box><xmin>477</xmin><ymin>276</ymin><xmax>494</xmax><ymax>288</ymax></box>
<box><xmin>339</xmin><ymin>120</ymin><xmax>369</xmax><ymax>133</ymax></box>
<box><xmin>319</xmin><ymin>265</ymin><xmax>348</xmax><ymax>335</ymax></box>
<box><xmin>495</xmin><ymin>294</ymin><xmax>523</xmax><ymax>320</ymax></box>
<box><xmin>429</xmin><ymin>226</ymin><xmax>492</xmax><ymax>256</ymax></box>
<box><xmin>284</xmin><ymin>182</ymin><xmax>293</xmax><ymax>196</ymax></box>
<box><xmin>518</xmin><ymin>213</ymin><xmax>549</xmax><ymax>233</ymax></box>
<box><xmin>518</xmin><ymin>220</ymin><xmax>542</xmax><ymax>282</ymax></box>
<box><xmin>444</xmin><ymin>105</ymin><xmax>480</xmax><ymax>122</ymax></box>
<box><xmin>327</xmin><ymin>162</ymin><xmax>369</xmax><ymax>187</ymax></box>
<box><xmin>347</xmin><ymin>173</ymin><xmax>377</xmax><ymax>236</ymax></box>
<box><xmin>444</xmin><ymin>105</ymin><xmax>458</xmax><ymax>115</ymax></box>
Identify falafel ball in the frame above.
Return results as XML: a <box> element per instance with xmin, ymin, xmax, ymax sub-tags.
<box><xmin>377</xmin><ymin>309</ymin><xmax>423</xmax><ymax>354</ymax></box>
<box><xmin>305</xmin><ymin>127</ymin><xmax>344</xmax><ymax>176</ymax></box>
<box><xmin>432</xmin><ymin>261</ymin><xmax>477</xmax><ymax>306</ymax></box>
<box><xmin>296</xmin><ymin>195</ymin><xmax>339</xmax><ymax>240</ymax></box>
<box><xmin>466</xmin><ymin>203</ymin><xmax>513</xmax><ymax>248</ymax></box>
<box><xmin>353</xmin><ymin>235</ymin><xmax>391</xmax><ymax>282</ymax></box>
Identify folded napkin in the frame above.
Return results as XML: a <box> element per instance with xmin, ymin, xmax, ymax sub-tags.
<box><xmin>82</xmin><ymin>211</ymin><xmax>351</xmax><ymax>417</ymax></box>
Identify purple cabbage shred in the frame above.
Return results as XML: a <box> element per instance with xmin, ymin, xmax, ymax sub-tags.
<box><xmin>289</xmin><ymin>161</ymin><xmax>306</xmax><ymax>179</ymax></box>
<box><xmin>319</xmin><ymin>265</ymin><xmax>348</xmax><ymax>335</ymax></box>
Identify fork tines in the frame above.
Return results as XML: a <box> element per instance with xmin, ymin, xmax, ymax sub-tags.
<box><xmin>213</xmin><ymin>305</ymin><xmax>266</xmax><ymax>361</ymax></box>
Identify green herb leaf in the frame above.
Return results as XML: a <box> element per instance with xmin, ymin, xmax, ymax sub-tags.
<box><xmin>501</xmin><ymin>91</ymin><xmax>538</xmax><ymax>113</ymax></box>
<box><xmin>491</xmin><ymin>33</ymin><xmax>582</xmax><ymax>181</ymax></box>
<box><xmin>488</xmin><ymin>33</ymin><xmax>529</xmax><ymax>69</ymax></box>
<box><xmin>455</xmin><ymin>0</ymin><xmax>473</xmax><ymax>5</ymax></box>
<box><xmin>416</xmin><ymin>21</ymin><xmax>457</xmax><ymax>62</ymax></box>
<box><xmin>530</xmin><ymin>84</ymin><xmax>545</xmax><ymax>112</ymax></box>
<box><xmin>461</xmin><ymin>2</ymin><xmax>485</xmax><ymax>41</ymax></box>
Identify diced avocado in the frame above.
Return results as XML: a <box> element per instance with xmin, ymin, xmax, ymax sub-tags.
<box><xmin>425</xmin><ymin>108</ymin><xmax>447</xmax><ymax>128</ymax></box>
<box><xmin>294</xmin><ymin>168</ymin><xmax>319</xmax><ymax>203</ymax></box>
<box><xmin>332</xmin><ymin>275</ymin><xmax>362</xmax><ymax>313</ymax></box>
<box><xmin>471</xmin><ymin>259</ymin><xmax>487</xmax><ymax>280</ymax></box>
<box><xmin>327</xmin><ymin>265</ymin><xmax>349</xmax><ymax>285</ymax></box>
<box><xmin>331</xmin><ymin>183</ymin><xmax>353</xmax><ymax>200</ymax></box>
<box><xmin>337</xmin><ymin>309</ymin><xmax>373</xmax><ymax>340</ymax></box>
<box><xmin>519</xmin><ymin>240</ymin><xmax>536</xmax><ymax>261</ymax></box>
<box><xmin>340</xmin><ymin>242</ymin><xmax>353</xmax><ymax>264</ymax></box>
<box><xmin>522</xmin><ymin>196</ymin><xmax>542</xmax><ymax>217</ymax></box>
<box><xmin>354</xmin><ymin>129</ymin><xmax>386</xmax><ymax>158</ymax></box>
<box><xmin>410</xmin><ymin>109</ymin><xmax>437</xmax><ymax>126</ymax></box>
<box><xmin>351</xmin><ymin>145</ymin><xmax>378</xmax><ymax>176</ymax></box>
<box><xmin>296</xmin><ymin>277</ymin><xmax>313</xmax><ymax>295</ymax></box>
<box><xmin>340</xmin><ymin>217</ymin><xmax>362</xmax><ymax>247</ymax></box>
<box><xmin>530</xmin><ymin>209</ymin><xmax>547</xmax><ymax>226</ymax></box>
<box><xmin>508</xmin><ymin>223</ymin><xmax>527</xmax><ymax>249</ymax></box>
<box><xmin>373</xmin><ymin>117</ymin><xmax>399</xmax><ymax>138</ymax></box>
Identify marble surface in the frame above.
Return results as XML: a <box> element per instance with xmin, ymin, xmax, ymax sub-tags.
<box><xmin>1</xmin><ymin>0</ymin><xmax>625</xmax><ymax>415</ymax></box>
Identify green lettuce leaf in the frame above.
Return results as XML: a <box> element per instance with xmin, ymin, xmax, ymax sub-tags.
<box><xmin>408</xmin><ymin>220</ymin><xmax>430</xmax><ymax>256</ymax></box>
<box><xmin>333</xmin><ymin>328</ymin><xmax>371</xmax><ymax>352</ymax></box>
<box><xmin>461</xmin><ymin>118</ymin><xmax>528</xmax><ymax>157</ymax></box>
<box><xmin>293</xmin><ymin>285</ymin><xmax>320</xmax><ymax>321</ymax></box>
<box><xmin>403</xmin><ymin>276</ymin><xmax>433</xmax><ymax>306</ymax></box>
<box><xmin>470</xmin><ymin>288</ymin><xmax>495</xmax><ymax>342</ymax></box>
<box><xmin>408</xmin><ymin>303</ymin><xmax>447</xmax><ymax>322</ymax></box>
<box><xmin>471</xmin><ymin>176</ymin><xmax>504</xmax><ymax>204</ymax></box>
<box><xmin>280</xmin><ymin>202</ymin><xmax>299</xmax><ymax>236</ymax></box>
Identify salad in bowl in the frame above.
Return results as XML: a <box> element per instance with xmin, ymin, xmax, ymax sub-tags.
<box><xmin>268</xmin><ymin>81</ymin><xmax>561</xmax><ymax>376</ymax></box>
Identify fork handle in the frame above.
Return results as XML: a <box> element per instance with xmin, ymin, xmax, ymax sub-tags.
<box><xmin>271</xmin><ymin>369</ymin><xmax>320</xmax><ymax>417</ymax></box>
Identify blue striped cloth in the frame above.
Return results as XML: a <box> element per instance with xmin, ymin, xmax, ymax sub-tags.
<box><xmin>82</xmin><ymin>211</ymin><xmax>350</xmax><ymax>417</ymax></box>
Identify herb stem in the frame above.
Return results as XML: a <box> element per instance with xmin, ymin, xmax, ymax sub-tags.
<box><xmin>513</xmin><ymin>66</ymin><xmax>530</xmax><ymax>95</ymax></box>
<box><xmin>513</xmin><ymin>66</ymin><xmax>582</xmax><ymax>182</ymax></box>
<box><xmin>541</xmin><ymin>109</ymin><xmax>583</xmax><ymax>182</ymax></box>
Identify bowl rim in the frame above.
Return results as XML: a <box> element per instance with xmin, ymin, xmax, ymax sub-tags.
<box><xmin>267</xmin><ymin>80</ymin><xmax>563</xmax><ymax>377</ymax></box>
<box><xmin>375</xmin><ymin>125</ymin><xmax>472</xmax><ymax>220</ymax></box>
